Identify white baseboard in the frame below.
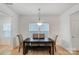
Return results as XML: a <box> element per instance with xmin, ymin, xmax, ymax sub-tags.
<box><xmin>59</xmin><ymin>45</ymin><xmax>73</xmax><ymax>54</ymax></box>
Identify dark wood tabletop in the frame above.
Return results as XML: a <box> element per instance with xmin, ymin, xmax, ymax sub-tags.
<box><xmin>23</xmin><ymin>38</ymin><xmax>54</xmax><ymax>43</ymax></box>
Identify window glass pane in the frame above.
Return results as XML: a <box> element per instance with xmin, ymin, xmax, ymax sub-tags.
<box><xmin>29</xmin><ymin>24</ymin><xmax>39</xmax><ymax>31</ymax></box>
<box><xmin>3</xmin><ymin>23</ymin><xmax>11</xmax><ymax>38</ymax></box>
<box><xmin>40</xmin><ymin>24</ymin><xmax>49</xmax><ymax>31</ymax></box>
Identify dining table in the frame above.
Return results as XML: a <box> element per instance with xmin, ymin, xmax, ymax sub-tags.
<box><xmin>23</xmin><ymin>38</ymin><xmax>55</xmax><ymax>55</ymax></box>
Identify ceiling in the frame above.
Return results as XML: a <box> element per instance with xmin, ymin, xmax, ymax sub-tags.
<box><xmin>6</xmin><ymin>3</ymin><xmax>76</xmax><ymax>15</ymax></box>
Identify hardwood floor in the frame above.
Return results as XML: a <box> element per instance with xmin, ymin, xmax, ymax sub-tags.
<box><xmin>73</xmin><ymin>51</ymin><xmax>79</xmax><ymax>55</ymax></box>
<box><xmin>0</xmin><ymin>45</ymin><xmax>72</xmax><ymax>55</ymax></box>
<box><xmin>0</xmin><ymin>45</ymin><xmax>11</xmax><ymax>55</ymax></box>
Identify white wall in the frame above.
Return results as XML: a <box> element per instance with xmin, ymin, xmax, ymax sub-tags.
<box><xmin>60</xmin><ymin>4</ymin><xmax>79</xmax><ymax>53</ymax></box>
<box><xmin>11</xmin><ymin>16</ymin><xmax>19</xmax><ymax>49</ymax></box>
<box><xmin>0</xmin><ymin>4</ymin><xmax>19</xmax><ymax>49</ymax></box>
<box><xmin>18</xmin><ymin>15</ymin><xmax>60</xmax><ymax>40</ymax></box>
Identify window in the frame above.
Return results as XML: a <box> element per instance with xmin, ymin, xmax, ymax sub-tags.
<box><xmin>3</xmin><ymin>23</ymin><xmax>11</xmax><ymax>38</ymax></box>
<box><xmin>29</xmin><ymin>23</ymin><xmax>49</xmax><ymax>34</ymax></box>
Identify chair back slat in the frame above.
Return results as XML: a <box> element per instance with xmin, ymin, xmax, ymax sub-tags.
<box><xmin>55</xmin><ymin>35</ymin><xmax>58</xmax><ymax>44</ymax></box>
<box><xmin>17</xmin><ymin>34</ymin><xmax>23</xmax><ymax>44</ymax></box>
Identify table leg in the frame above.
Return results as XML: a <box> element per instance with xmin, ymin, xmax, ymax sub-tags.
<box><xmin>49</xmin><ymin>47</ymin><xmax>51</xmax><ymax>54</ymax></box>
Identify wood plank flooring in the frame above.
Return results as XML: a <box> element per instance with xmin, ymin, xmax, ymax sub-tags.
<box><xmin>0</xmin><ymin>45</ymin><xmax>11</xmax><ymax>55</ymax></box>
<box><xmin>1</xmin><ymin>44</ymin><xmax>79</xmax><ymax>55</ymax></box>
<box><xmin>0</xmin><ymin>45</ymin><xmax>72</xmax><ymax>55</ymax></box>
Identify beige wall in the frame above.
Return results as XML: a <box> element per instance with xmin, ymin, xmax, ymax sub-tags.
<box><xmin>18</xmin><ymin>15</ymin><xmax>60</xmax><ymax>40</ymax></box>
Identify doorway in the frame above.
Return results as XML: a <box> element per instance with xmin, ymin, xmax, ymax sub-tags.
<box><xmin>0</xmin><ymin>15</ymin><xmax>12</xmax><ymax>54</ymax></box>
<box><xmin>70</xmin><ymin>11</ymin><xmax>79</xmax><ymax>51</ymax></box>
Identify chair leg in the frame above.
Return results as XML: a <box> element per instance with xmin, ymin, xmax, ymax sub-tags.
<box><xmin>18</xmin><ymin>46</ymin><xmax>21</xmax><ymax>52</ymax></box>
<box><xmin>54</xmin><ymin>46</ymin><xmax>56</xmax><ymax>52</ymax></box>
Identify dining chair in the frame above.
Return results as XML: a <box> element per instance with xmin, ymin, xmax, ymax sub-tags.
<box><xmin>17</xmin><ymin>34</ymin><xmax>23</xmax><ymax>52</ymax></box>
<box><xmin>54</xmin><ymin>35</ymin><xmax>58</xmax><ymax>52</ymax></box>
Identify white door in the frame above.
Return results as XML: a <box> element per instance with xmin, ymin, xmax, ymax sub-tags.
<box><xmin>70</xmin><ymin>12</ymin><xmax>79</xmax><ymax>50</ymax></box>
